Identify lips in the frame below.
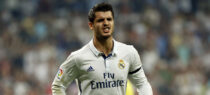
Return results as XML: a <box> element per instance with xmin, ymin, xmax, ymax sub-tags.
<box><xmin>103</xmin><ymin>27</ymin><xmax>110</xmax><ymax>33</ymax></box>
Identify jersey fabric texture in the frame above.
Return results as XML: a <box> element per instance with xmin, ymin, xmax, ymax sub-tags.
<box><xmin>52</xmin><ymin>40</ymin><xmax>153</xmax><ymax>95</ymax></box>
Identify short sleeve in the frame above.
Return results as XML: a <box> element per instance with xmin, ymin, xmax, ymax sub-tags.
<box><xmin>128</xmin><ymin>46</ymin><xmax>153</xmax><ymax>95</ymax></box>
<box><xmin>129</xmin><ymin>46</ymin><xmax>142</xmax><ymax>74</ymax></box>
<box><xmin>52</xmin><ymin>53</ymin><xmax>79</xmax><ymax>94</ymax></box>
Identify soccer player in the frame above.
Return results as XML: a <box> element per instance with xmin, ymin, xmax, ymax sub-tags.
<box><xmin>52</xmin><ymin>2</ymin><xmax>153</xmax><ymax>95</ymax></box>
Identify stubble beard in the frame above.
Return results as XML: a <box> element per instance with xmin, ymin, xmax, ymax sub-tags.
<box><xmin>96</xmin><ymin>30</ymin><xmax>113</xmax><ymax>41</ymax></box>
<box><xmin>94</xmin><ymin>26</ymin><xmax>114</xmax><ymax>42</ymax></box>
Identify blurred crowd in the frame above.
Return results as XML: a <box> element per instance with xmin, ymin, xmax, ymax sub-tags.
<box><xmin>0</xmin><ymin>0</ymin><xmax>210</xmax><ymax>95</ymax></box>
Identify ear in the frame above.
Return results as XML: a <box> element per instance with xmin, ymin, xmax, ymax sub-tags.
<box><xmin>88</xmin><ymin>22</ymin><xmax>94</xmax><ymax>30</ymax></box>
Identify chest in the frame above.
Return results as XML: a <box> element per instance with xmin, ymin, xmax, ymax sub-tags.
<box><xmin>77</xmin><ymin>55</ymin><xmax>130</xmax><ymax>81</ymax></box>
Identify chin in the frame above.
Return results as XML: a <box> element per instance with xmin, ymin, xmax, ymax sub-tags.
<box><xmin>102</xmin><ymin>36</ymin><xmax>110</xmax><ymax>39</ymax></box>
<box><xmin>98</xmin><ymin>35</ymin><xmax>112</xmax><ymax>40</ymax></box>
<box><xmin>104</xmin><ymin>33</ymin><xmax>112</xmax><ymax>37</ymax></box>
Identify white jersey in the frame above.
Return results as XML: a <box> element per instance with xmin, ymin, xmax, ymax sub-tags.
<box><xmin>52</xmin><ymin>40</ymin><xmax>153</xmax><ymax>95</ymax></box>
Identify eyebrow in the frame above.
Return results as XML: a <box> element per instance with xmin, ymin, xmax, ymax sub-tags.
<box><xmin>96</xmin><ymin>17</ymin><xmax>113</xmax><ymax>22</ymax></box>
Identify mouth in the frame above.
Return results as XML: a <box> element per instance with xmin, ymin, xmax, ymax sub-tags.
<box><xmin>103</xmin><ymin>27</ymin><xmax>110</xmax><ymax>33</ymax></box>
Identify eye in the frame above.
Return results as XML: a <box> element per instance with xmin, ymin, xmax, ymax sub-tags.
<box><xmin>97</xmin><ymin>19</ymin><xmax>104</xmax><ymax>22</ymax></box>
<box><xmin>107</xmin><ymin>18</ymin><xmax>112</xmax><ymax>21</ymax></box>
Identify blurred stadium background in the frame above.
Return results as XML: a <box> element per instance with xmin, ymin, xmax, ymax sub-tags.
<box><xmin>0</xmin><ymin>0</ymin><xmax>210</xmax><ymax>95</ymax></box>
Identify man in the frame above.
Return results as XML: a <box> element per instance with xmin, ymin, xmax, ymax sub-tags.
<box><xmin>52</xmin><ymin>2</ymin><xmax>153</xmax><ymax>95</ymax></box>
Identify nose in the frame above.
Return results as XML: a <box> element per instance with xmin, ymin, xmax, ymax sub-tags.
<box><xmin>103</xmin><ymin>19</ymin><xmax>108</xmax><ymax>26</ymax></box>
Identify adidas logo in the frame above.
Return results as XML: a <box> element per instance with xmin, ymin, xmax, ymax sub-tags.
<box><xmin>87</xmin><ymin>66</ymin><xmax>95</xmax><ymax>72</ymax></box>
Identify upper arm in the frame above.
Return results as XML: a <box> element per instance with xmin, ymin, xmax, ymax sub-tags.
<box><xmin>128</xmin><ymin>46</ymin><xmax>147</xmax><ymax>86</ymax></box>
<box><xmin>128</xmin><ymin>46</ymin><xmax>142</xmax><ymax>74</ymax></box>
<box><xmin>52</xmin><ymin>53</ymin><xmax>79</xmax><ymax>94</ymax></box>
<box><xmin>127</xmin><ymin>46</ymin><xmax>153</xmax><ymax>95</ymax></box>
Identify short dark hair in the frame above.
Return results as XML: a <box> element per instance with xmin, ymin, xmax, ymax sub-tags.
<box><xmin>88</xmin><ymin>2</ymin><xmax>114</xmax><ymax>23</ymax></box>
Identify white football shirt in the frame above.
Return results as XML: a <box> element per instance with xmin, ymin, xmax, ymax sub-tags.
<box><xmin>52</xmin><ymin>40</ymin><xmax>153</xmax><ymax>95</ymax></box>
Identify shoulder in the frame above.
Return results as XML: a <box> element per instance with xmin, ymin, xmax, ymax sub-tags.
<box><xmin>115</xmin><ymin>40</ymin><xmax>137</xmax><ymax>53</ymax></box>
<box><xmin>67</xmin><ymin>44</ymin><xmax>90</xmax><ymax>60</ymax></box>
<box><xmin>61</xmin><ymin>44</ymin><xmax>90</xmax><ymax>68</ymax></box>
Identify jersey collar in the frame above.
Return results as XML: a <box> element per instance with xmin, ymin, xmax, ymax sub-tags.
<box><xmin>89</xmin><ymin>39</ymin><xmax>118</xmax><ymax>57</ymax></box>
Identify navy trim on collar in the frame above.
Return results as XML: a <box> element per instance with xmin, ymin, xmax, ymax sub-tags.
<box><xmin>88</xmin><ymin>39</ymin><xmax>117</xmax><ymax>57</ymax></box>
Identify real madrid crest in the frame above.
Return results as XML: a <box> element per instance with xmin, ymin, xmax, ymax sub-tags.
<box><xmin>118</xmin><ymin>59</ymin><xmax>125</xmax><ymax>69</ymax></box>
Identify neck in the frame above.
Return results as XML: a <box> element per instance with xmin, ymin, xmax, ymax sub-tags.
<box><xmin>93</xmin><ymin>36</ymin><xmax>113</xmax><ymax>56</ymax></box>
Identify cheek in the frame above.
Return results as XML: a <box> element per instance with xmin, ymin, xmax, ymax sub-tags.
<box><xmin>94</xmin><ymin>24</ymin><xmax>102</xmax><ymax>31</ymax></box>
<box><xmin>94</xmin><ymin>25</ymin><xmax>99</xmax><ymax>31</ymax></box>
<box><xmin>111</xmin><ymin>23</ymin><xmax>114</xmax><ymax>32</ymax></box>
<box><xmin>93</xmin><ymin>25</ymin><xmax>101</xmax><ymax>35</ymax></box>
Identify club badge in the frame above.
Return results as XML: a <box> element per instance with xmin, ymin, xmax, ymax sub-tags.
<box><xmin>118</xmin><ymin>59</ymin><xmax>125</xmax><ymax>69</ymax></box>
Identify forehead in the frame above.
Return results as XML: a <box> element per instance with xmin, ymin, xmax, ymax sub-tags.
<box><xmin>95</xmin><ymin>11</ymin><xmax>113</xmax><ymax>19</ymax></box>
